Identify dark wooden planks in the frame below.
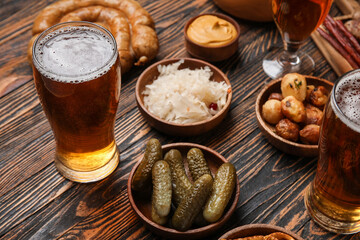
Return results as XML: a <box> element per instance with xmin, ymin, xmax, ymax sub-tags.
<box><xmin>0</xmin><ymin>0</ymin><xmax>58</xmax><ymax>97</ymax></box>
<box><xmin>0</xmin><ymin>0</ymin><xmax>359</xmax><ymax>240</ymax></box>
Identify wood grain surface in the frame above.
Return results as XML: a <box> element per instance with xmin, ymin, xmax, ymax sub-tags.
<box><xmin>0</xmin><ymin>0</ymin><xmax>359</xmax><ymax>239</ymax></box>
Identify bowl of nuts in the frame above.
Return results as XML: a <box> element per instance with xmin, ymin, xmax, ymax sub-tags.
<box><xmin>255</xmin><ymin>73</ymin><xmax>333</xmax><ymax>157</ymax></box>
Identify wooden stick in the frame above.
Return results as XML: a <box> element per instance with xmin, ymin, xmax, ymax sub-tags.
<box><xmin>334</xmin><ymin>14</ymin><xmax>353</xmax><ymax>21</ymax></box>
<box><xmin>335</xmin><ymin>0</ymin><xmax>359</xmax><ymax>15</ymax></box>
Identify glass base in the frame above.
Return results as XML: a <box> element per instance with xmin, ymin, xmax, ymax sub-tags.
<box><xmin>305</xmin><ymin>185</ymin><xmax>360</xmax><ymax>234</ymax></box>
<box><xmin>262</xmin><ymin>47</ymin><xmax>315</xmax><ymax>79</ymax></box>
<box><xmin>54</xmin><ymin>148</ymin><xmax>119</xmax><ymax>183</ymax></box>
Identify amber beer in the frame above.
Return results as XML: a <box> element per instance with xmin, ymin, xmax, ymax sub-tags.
<box><xmin>305</xmin><ymin>69</ymin><xmax>360</xmax><ymax>234</ymax></box>
<box><xmin>32</xmin><ymin>22</ymin><xmax>121</xmax><ymax>182</ymax></box>
<box><xmin>272</xmin><ymin>0</ymin><xmax>332</xmax><ymax>43</ymax></box>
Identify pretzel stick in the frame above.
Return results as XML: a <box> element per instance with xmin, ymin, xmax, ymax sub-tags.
<box><xmin>317</xmin><ymin>27</ymin><xmax>360</xmax><ymax>68</ymax></box>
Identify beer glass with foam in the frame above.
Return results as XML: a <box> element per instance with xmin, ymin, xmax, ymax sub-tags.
<box><xmin>32</xmin><ymin>22</ymin><xmax>121</xmax><ymax>183</ymax></box>
<box><xmin>305</xmin><ymin>69</ymin><xmax>360</xmax><ymax>234</ymax></box>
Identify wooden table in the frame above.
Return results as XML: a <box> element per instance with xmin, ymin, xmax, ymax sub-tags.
<box><xmin>0</xmin><ymin>0</ymin><xmax>358</xmax><ymax>239</ymax></box>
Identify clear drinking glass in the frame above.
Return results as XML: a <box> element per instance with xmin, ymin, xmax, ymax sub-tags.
<box><xmin>263</xmin><ymin>0</ymin><xmax>333</xmax><ymax>79</ymax></box>
<box><xmin>305</xmin><ymin>69</ymin><xmax>360</xmax><ymax>234</ymax></box>
<box><xmin>32</xmin><ymin>22</ymin><xmax>121</xmax><ymax>183</ymax></box>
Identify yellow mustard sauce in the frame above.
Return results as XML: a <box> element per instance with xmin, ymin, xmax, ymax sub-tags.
<box><xmin>187</xmin><ymin>15</ymin><xmax>237</xmax><ymax>47</ymax></box>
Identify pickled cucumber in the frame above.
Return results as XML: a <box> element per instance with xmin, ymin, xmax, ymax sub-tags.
<box><xmin>187</xmin><ymin>148</ymin><xmax>212</xmax><ymax>181</ymax></box>
<box><xmin>132</xmin><ymin>138</ymin><xmax>162</xmax><ymax>191</ymax></box>
<box><xmin>152</xmin><ymin>160</ymin><xmax>172</xmax><ymax>217</ymax></box>
<box><xmin>171</xmin><ymin>174</ymin><xmax>213</xmax><ymax>231</ymax></box>
<box><xmin>164</xmin><ymin>149</ymin><xmax>192</xmax><ymax>206</ymax></box>
<box><xmin>151</xmin><ymin>203</ymin><xmax>168</xmax><ymax>225</ymax></box>
<box><xmin>203</xmin><ymin>163</ymin><xmax>237</xmax><ymax>223</ymax></box>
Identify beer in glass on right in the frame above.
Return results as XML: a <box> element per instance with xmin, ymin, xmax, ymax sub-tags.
<box><xmin>305</xmin><ymin>69</ymin><xmax>360</xmax><ymax>234</ymax></box>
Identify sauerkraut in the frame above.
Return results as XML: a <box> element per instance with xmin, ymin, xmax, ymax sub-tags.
<box><xmin>142</xmin><ymin>60</ymin><xmax>230</xmax><ymax>124</ymax></box>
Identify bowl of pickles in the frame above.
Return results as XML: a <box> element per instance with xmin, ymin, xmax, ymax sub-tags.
<box><xmin>127</xmin><ymin>139</ymin><xmax>240</xmax><ymax>239</ymax></box>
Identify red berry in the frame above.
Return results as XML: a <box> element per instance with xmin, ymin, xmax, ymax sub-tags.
<box><xmin>209</xmin><ymin>102</ymin><xmax>218</xmax><ymax>111</ymax></box>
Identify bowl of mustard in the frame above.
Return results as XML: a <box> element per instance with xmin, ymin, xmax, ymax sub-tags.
<box><xmin>184</xmin><ymin>13</ymin><xmax>240</xmax><ymax>62</ymax></box>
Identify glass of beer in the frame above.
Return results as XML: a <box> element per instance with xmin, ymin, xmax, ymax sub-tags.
<box><xmin>32</xmin><ymin>22</ymin><xmax>121</xmax><ymax>183</ymax></box>
<box><xmin>305</xmin><ymin>69</ymin><xmax>360</xmax><ymax>234</ymax></box>
<box><xmin>263</xmin><ymin>0</ymin><xmax>333</xmax><ymax>79</ymax></box>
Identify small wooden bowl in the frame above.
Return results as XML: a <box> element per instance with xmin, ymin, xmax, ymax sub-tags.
<box><xmin>255</xmin><ymin>76</ymin><xmax>333</xmax><ymax>157</ymax></box>
<box><xmin>184</xmin><ymin>13</ymin><xmax>240</xmax><ymax>62</ymax></box>
<box><xmin>136</xmin><ymin>58</ymin><xmax>232</xmax><ymax>136</ymax></box>
<box><xmin>218</xmin><ymin>224</ymin><xmax>304</xmax><ymax>240</ymax></box>
<box><xmin>127</xmin><ymin>142</ymin><xmax>240</xmax><ymax>240</ymax></box>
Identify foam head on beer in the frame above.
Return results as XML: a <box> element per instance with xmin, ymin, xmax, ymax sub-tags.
<box><xmin>334</xmin><ymin>76</ymin><xmax>360</xmax><ymax>130</ymax></box>
<box><xmin>34</xmin><ymin>26</ymin><xmax>117</xmax><ymax>83</ymax></box>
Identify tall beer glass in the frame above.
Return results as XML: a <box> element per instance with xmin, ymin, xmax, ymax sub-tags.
<box><xmin>32</xmin><ymin>22</ymin><xmax>121</xmax><ymax>183</ymax></box>
<box><xmin>305</xmin><ymin>69</ymin><xmax>360</xmax><ymax>234</ymax></box>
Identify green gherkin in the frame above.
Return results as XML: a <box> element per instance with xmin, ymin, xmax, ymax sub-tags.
<box><xmin>164</xmin><ymin>149</ymin><xmax>193</xmax><ymax>206</ymax></box>
<box><xmin>172</xmin><ymin>174</ymin><xmax>213</xmax><ymax>231</ymax></box>
<box><xmin>132</xmin><ymin>138</ymin><xmax>162</xmax><ymax>191</ymax></box>
<box><xmin>152</xmin><ymin>160</ymin><xmax>172</xmax><ymax>217</ymax></box>
<box><xmin>187</xmin><ymin>148</ymin><xmax>212</xmax><ymax>181</ymax></box>
<box><xmin>203</xmin><ymin>163</ymin><xmax>237</xmax><ymax>223</ymax></box>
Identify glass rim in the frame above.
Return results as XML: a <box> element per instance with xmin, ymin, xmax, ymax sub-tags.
<box><xmin>331</xmin><ymin>68</ymin><xmax>360</xmax><ymax>133</ymax></box>
<box><xmin>32</xmin><ymin>21</ymin><xmax>118</xmax><ymax>80</ymax></box>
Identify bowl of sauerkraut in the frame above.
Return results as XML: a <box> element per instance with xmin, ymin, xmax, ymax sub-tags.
<box><xmin>135</xmin><ymin>58</ymin><xmax>232</xmax><ymax>136</ymax></box>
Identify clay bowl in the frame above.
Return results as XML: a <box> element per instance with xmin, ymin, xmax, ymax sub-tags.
<box><xmin>136</xmin><ymin>58</ymin><xmax>232</xmax><ymax>136</ymax></box>
<box><xmin>218</xmin><ymin>224</ymin><xmax>304</xmax><ymax>240</ymax></box>
<box><xmin>184</xmin><ymin>13</ymin><xmax>240</xmax><ymax>62</ymax></box>
<box><xmin>127</xmin><ymin>142</ymin><xmax>240</xmax><ymax>240</ymax></box>
<box><xmin>255</xmin><ymin>76</ymin><xmax>333</xmax><ymax>157</ymax></box>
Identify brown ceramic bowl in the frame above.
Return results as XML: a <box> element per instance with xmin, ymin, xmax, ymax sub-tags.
<box><xmin>136</xmin><ymin>58</ymin><xmax>232</xmax><ymax>136</ymax></box>
<box><xmin>127</xmin><ymin>142</ymin><xmax>240</xmax><ymax>240</ymax></box>
<box><xmin>184</xmin><ymin>13</ymin><xmax>240</xmax><ymax>62</ymax></box>
<box><xmin>218</xmin><ymin>224</ymin><xmax>304</xmax><ymax>239</ymax></box>
<box><xmin>255</xmin><ymin>76</ymin><xmax>333</xmax><ymax>157</ymax></box>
